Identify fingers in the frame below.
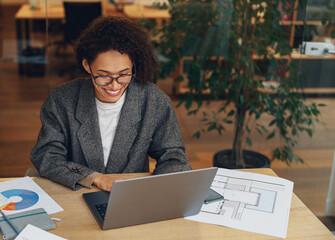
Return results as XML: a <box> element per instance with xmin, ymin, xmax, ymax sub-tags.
<box><xmin>92</xmin><ymin>174</ymin><xmax>123</xmax><ymax>192</ymax></box>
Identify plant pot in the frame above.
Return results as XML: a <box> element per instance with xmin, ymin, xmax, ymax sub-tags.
<box><xmin>213</xmin><ymin>149</ymin><xmax>271</xmax><ymax>169</ymax></box>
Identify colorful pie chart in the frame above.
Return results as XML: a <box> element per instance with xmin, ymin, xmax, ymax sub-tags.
<box><xmin>0</xmin><ymin>189</ymin><xmax>39</xmax><ymax>211</ymax></box>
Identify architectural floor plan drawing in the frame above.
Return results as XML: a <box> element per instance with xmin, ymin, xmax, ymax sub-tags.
<box><xmin>186</xmin><ymin>168</ymin><xmax>293</xmax><ymax>238</ymax></box>
<box><xmin>202</xmin><ymin>174</ymin><xmax>285</xmax><ymax>220</ymax></box>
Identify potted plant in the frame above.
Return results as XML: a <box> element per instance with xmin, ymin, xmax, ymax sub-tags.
<box><xmin>155</xmin><ymin>0</ymin><xmax>326</xmax><ymax>168</ymax></box>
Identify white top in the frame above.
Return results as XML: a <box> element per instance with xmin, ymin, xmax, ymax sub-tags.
<box><xmin>95</xmin><ymin>91</ymin><xmax>126</xmax><ymax>167</ymax></box>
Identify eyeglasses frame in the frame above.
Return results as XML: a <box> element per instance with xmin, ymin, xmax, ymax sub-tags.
<box><xmin>88</xmin><ymin>64</ymin><xmax>136</xmax><ymax>86</ymax></box>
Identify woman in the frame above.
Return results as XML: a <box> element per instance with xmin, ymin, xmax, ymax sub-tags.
<box><xmin>30</xmin><ymin>16</ymin><xmax>191</xmax><ymax>191</ymax></box>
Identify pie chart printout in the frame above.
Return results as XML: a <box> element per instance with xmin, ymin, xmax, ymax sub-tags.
<box><xmin>0</xmin><ymin>189</ymin><xmax>39</xmax><ymax>211</ymax></box>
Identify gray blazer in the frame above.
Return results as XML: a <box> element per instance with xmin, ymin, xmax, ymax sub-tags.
<box><xmin>31</xmin><ymin>79</ymin><xmax>191</xmax><ymax>190</ymax></box>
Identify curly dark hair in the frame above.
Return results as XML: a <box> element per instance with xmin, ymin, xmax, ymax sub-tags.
<box><xmin>74</xmin><ymin>16</ymin><xmax>159</xmax><ymax>83</ymax></box>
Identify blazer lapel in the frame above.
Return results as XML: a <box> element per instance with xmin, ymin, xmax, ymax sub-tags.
<box><xmin>76</xmin><ymin>80</ymin><xmax>105</xmax><ymax>173</ymax></box>
<box><xmin>105</xmin><ymin>82</ymin><xmax>142</xmax><ymax>173</ymax></box>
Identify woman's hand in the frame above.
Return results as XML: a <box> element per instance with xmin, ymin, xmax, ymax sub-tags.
<box><xmin>92</xmin><ymin>174</ymin><xmax>123</xmax><ymax>192</ymax></box>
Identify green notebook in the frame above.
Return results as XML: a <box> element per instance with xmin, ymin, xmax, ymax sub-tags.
<box><xmin>0</xmin><ymin>208</ymin><xmax>55</xmax><ymax>240</ymax></box>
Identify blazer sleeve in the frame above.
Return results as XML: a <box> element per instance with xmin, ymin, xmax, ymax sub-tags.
<box><xmin>148</xmin><ymin>95</ymin><xmax>192</xmax><ymax>174</ymax></box>
<box><xmin>30</xmin><ymin>92</ymin><xmax>95</xmax><ymax>190</ymax></box>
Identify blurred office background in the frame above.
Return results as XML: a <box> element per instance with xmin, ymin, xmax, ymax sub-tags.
<box><xmin>0</xmin><ymin>0</ymin><xmax>335</xmax><ymax>226</ymax></box>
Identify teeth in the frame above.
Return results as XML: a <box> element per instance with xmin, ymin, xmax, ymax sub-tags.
<box><xmin>106</xmin><ymin>89</ymin><xmax>120</xmax><ymax>95</ymax></box>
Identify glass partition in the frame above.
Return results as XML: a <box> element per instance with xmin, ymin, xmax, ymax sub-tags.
<box><xmin>0</xmin><ymin>1</ymin><xmax>49</xmax><ymax>178</ymax></box>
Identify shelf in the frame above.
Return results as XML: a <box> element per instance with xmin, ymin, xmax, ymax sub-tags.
<box><xmin>173</xmin><ymin>83</ymin><xmax>335</xmax><ymax>97</ymax></box>
<box><xmin>280</xmin><ymin>21</ymin><xmax>323</xmax><ymax>26</ymax></box>
<box><xmin>179</xmin><ymin>53</ymin><xmax>335</xmax><ymax>61</ymax></box>
<box><xmin>291</xmin><ymin>52</ymin><xmax>335</xmax><ymax>59</ymax></box>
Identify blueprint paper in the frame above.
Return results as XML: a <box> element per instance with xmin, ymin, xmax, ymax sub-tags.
<box><xmin>0</xmin><ymin>177</ymin><xmax>63</xmax><ymax>216</ymax></box>
<box><xmin>186</xmin><ymin>168</ymin><xmax>293</xmax><ymax>238</ymax></box>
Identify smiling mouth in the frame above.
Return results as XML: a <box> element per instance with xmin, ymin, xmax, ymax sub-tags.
<box><xmin>105</xmin><ymin>89</ymin><xmax>121</xmax><ymax>96</ymax></box>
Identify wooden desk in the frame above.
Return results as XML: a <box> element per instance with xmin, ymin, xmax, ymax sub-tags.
<box><xmin>123</xmin><ymin>4</ymin><xmax>169</xmax><ymax>25</ymax></box>
<box><xmin>15</xmin><ymin>4</ymin><xmax>65</xmax><ymax>19</ymax></box>
<box><xmin>15</xmin><ymin>3</ymin><xmax>118</xmax><ymax>20</ymax></box>
<box><xmin>1</xmin><ymin>169</ymin><xmax>333</xmax><ymax>239</ymax></box>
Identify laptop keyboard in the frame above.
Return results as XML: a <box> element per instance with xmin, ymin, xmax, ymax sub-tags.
<box><xmin>95</xmin><ymin>203</ymin><xmax>107</xmax><ymax>220</ymax></box>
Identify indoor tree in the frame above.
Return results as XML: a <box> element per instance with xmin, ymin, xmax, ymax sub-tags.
<box><xmin>156</xmin><ymin>0</ymin><xmax>326</xmax><ymax>168</ymax></box>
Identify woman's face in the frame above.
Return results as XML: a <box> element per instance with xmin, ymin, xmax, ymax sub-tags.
<box><xmin>82</xmin><ymin>50</ymin><xmax>133</xmax><ymax>103</ymax></box>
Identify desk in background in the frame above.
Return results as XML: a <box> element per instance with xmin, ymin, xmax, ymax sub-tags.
<box><xmin>123</xmin><ymin>4</ymin><xmax>169</xmax><ymax>26</ymax></box>
<box><xmin>1</xmin><ymin>169</ymin><xmax>333</xmax><ymax>239</ymax></box>
<box><xmin>14</xmin><ymin>3</ymin><xmax>120</xmax><ymax>75</ymax></box>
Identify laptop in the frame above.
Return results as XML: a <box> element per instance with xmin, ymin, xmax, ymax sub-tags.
<box><xmin>83</xmin><ymin>167</ymin><xmax>218</xmax><ymax>230</ymax></box>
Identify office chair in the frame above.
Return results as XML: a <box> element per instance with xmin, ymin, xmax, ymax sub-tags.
<box><xmin>53</xmin><ymin>1</ymin><xmax>102</xmax><ymax>78</ymax></box>
<box><xmin>56</xmin><ymin>1</ymin><xmax>102</xmax><ymax>55</ymax></box>
<box><xmin>64</xmin><ymin>1</ymin><xmax>102</xmax><ymax>44</ymax></box>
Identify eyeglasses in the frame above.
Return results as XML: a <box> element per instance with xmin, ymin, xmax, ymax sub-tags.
<box><xmin>89</xmin><ymin>64</ymin><xmax>136</xmax><ymax>86</ymax></box>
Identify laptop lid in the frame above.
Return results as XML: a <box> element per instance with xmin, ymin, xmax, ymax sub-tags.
<box><xmin>83</xmin><ymin>167</ymin><xmax>217</xmax><ymax>230</ymax></box>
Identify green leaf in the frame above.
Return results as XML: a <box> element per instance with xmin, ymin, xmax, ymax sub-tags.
<box><xmin>322</xmin><ymin>15</ymin><xmax>328</xmax><ymax>25</ymax></box>
<box><xmin>239</xmin><ymin>95</ymin><xmax>244</xmax><ymax>104</ymax></box>
<box><xmin>176</xmin><ymin>100</ymin><xmax>183</xmax><ymax>108</ymax></box>
<box><xmin>246</xmin><ymin>125</ymin><xmax>251</xmax><ymax>133</ymax></box>
<box><xmin>246</xmin><ymin>137</ymin><xmax>252</xmax><ymax>146</ymax></box>
<box><xmin>331</xmin><ymin>30</ymin><xmax>335</xmax><ymax>39</ymax></box>
<box><xmin>227</xmin><ymin>110</ymin><xmax>235</xmax><ymax>116</ymax></box>
<box><xmin>218</xmin><ymin>106</ymin><xmax>226</xmax><ymax>113</ymax></box>
<box><xmin>193</xmin><ymin>131</ymin><xmax>201</xmax><ymax>139</ymax></box>
<box><xmin>261</xmin><ymin>125</ymin><xmax>268</xmax><ymax>133</ymax></box>
<box><xmin>306</xmin><ymin>128</ymin><xmax>313</xmax><ymax>137</ymax></box>
<box><xmin>197</xmin><ymin>100</ymin><xmax>203</xmax><ymax>109</ymax></box>
<box><xmin>207</xmin><ymin>123</ymin><xmax>216</xmax><ymax>131</ymax></box>
<box><xmin>188</xmin><ymin>110</ymin><xmax>198</xmax><ymax>115</ymax></box>
<box><xmin>266</xmin><ymin>131</ymin><xmax>275</xmax><ymax>140</ymax></box>
<box><xmin>175</xmin><ymin>75</ymin><xmax>184</xmax><ymax>82</ymax></box>
<box><xmin>256</xmin><ymin>127</ymin><xmax>263</xmax><ymax>135</ymax></box>
<box><xmin>185</xmin><ymin>98</ymin><xmax>192</xmax><ymax>110</ymax></box>
<box><xmin>269</xmin><ymin>119</ymin><xmax>276</xmax><ymax>126</ymax></box>
<box><xmin>292</xmin><ymin>126</ymin><xmax>297</xmax><ymax>136</ymax></box>
<box><xmin>289</xmin><ymin>152</ymin><xmax>293</xmax><ymax>162</ymax></box>
<box><xmin>311</xmin><ymin>108</ymin><xmax>320</xmax><ymax>116</ymax></box>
